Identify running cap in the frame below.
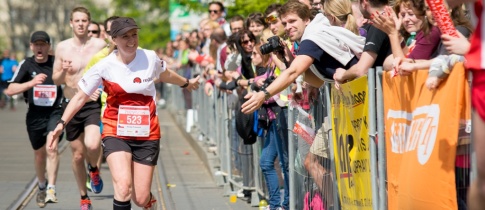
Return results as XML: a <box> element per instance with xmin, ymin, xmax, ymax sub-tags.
<box><xmin>30</xmin><ymin>31</ymin><xmax>50</xmax><ymax>44</ymax></box>
<box><xmin>109</xmin><ymin>17</ymin><xmax>140</xmax><ymax>37</ymax></box>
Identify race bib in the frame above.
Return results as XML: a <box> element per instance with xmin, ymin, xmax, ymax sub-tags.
<box><xmin>33</xmin><ymin>85</ymin><xmax>57</xmax><ymax>106</ymax></box>
<box><xmin>117</xmin><ymin>105</ymin><xmax>150</xmax><ymax>137</ymax></box>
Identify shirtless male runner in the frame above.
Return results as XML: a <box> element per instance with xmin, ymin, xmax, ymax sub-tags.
<box><xmin>50</xmin><ymin>6</ymin><xmax>106</xmax><ymax>210</ymax></box>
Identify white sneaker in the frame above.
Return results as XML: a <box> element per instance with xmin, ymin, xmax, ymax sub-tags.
<box><xmin>45</xmin><ymin>187</ymin><xmax>58</xmax><ymax>203</ymax></box>
<box><xmin>236</xmin><ymin>189</ymin><xmax>245</xmax><ymax>198</ymax></box>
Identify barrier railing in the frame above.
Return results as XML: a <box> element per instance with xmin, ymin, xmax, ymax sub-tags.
<box><xmin>164</xmin><ymin>63</ymin><xmax>471</xmax><ymax>210</ymax></box>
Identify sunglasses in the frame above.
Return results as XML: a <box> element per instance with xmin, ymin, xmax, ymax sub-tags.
<box><xmin>208</xmin><ymin>10</ymin><xmax>220</xmax><ymax>14</ymax></box>
<box><xmin>265</xmin><ymin>14</ymin><xmax>278</xmax><ymax>24</ymax></box>
<box><xmin>88</xmin><ymin>30</ymin><xmax>99</xmax><ymax>34</ymax></box>
<box><xmin>241</xmin><ymin>40</ymin><xmax>253</xmax><ymax>45</ymax></box>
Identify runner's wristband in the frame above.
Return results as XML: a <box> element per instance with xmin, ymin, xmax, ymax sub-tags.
<box><xmin>180</xmin><ymin>78</ymin><xmax>189</xmax><ymax>88</ymax></box>
<box><xmin>57</xmin><ymin>119</ymin><xmax>66</xmax><ymax>129</ymax></box>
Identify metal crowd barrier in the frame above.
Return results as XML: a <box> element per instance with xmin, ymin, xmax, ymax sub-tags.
<box><xmin>164</xmin><ymin>65</ymin><xmax>471</xmax><ymax>210</ymax></box>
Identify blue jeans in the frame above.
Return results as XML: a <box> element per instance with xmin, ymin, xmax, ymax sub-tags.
<box><xmin>260</xmin><ymin>108</ymin><xmax>289</xmax><ymax>209</ymax></box>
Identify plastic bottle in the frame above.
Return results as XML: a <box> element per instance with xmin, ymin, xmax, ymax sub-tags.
<box><xmin>259</xmin><ymin>199</ymin><xmax>268</xmax><ymax>210</ymax></box>
<box><xmin>406</xmin><ymin>32</ymin><xmax>416</xmax><ymax>46</ymax></box>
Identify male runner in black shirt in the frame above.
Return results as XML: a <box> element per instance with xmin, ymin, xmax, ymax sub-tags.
<box><xmin>5</xmin><ymin>31</ymin><xmax>63</xmax><ymax>208</ymax></box>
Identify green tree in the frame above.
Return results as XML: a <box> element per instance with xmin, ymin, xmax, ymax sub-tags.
<box><xmin>226</xmin><ymin>0</ymin><xmax>283</xmax><ymax>18</ymax></box>
<box><xmin>85</xmin><ymin>0</ymin><xmax>171</xmax><ymax>50</ymax></box>
<box><xmin>178</xmin><ymin>0</ymin><xmax>284</xmax><ymax>18</ymax></box>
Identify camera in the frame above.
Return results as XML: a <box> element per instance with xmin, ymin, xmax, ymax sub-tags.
<box><xmin>253</xmin><ymin>76</ymin><xmax>276</xmax><ymax>91</ymax></box>
<box><xmin>260</xmin><ymin>36</ymin><xmax>284</xmax><ymax>55</ymax></box>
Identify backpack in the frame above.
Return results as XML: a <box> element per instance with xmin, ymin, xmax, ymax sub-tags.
<box><xmin>234</xmin><ymin>89</ymin><xmax>257</xmax><ymax>145</ymax></box>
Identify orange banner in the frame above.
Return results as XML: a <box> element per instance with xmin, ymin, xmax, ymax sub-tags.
<box><xmin>383</xmin><ymin>63</ymin><xmax>470</xmax><ymax>210</ymax></box>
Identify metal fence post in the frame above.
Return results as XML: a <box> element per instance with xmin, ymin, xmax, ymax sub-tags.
<box><xmin>288</xmin><ymin>87</ymin><xmax>296</xmax><ymax>210</ymax></box>
<box><xmin>368</xmin><ymin>68</ymin><xmax>379</xmax><ymax>210</ymax></box>
<box><xmin>324</xmin><ymin>82</ymin><xmax>341</xmax><ymax>210</ymax></box>
<box><xmin>376</xmin><ymin>66</ymin><xmax>387</xmax><ymax>210</ymax></box>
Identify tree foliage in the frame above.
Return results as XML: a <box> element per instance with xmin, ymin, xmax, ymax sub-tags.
<box><xmin>177</xmin><ymin>0</ymin><xmax>284</xmax><ymax>19</ymax></box>
<box><xmin>85</xmin><ymin>0</ymin><xmax>171</xmax><ymax>50</ymax></box>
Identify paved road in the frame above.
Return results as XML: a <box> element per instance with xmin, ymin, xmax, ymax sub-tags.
<box><xmin>0</xmin><ymin>101</ymin><xmax>254</xmax><ymax>210</ymax></box>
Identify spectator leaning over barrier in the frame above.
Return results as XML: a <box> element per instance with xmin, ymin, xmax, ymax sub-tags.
<box><xmin>296</xmin><ymin>0</ymin><xmax>366</xmax><ymax>207</ymax></box>
<box><xmin>213</xmin><ymin>30</ymin><xmax>256</xmax><ymax>94</ymax></box>
<box><xmin>254</xmin><ymin>39</ymin><xmax>292</xmax><ymax>210</ymax></box>
<box><xmin>371</xmin><ymin>0</ymin><xmax>442</xmax><ymax>72</ymax></box>
<box><xmin>395</xmin><ymin>4</ymin><xmax>473</xmax><ymax>91</ymax></box>
<box><xmin>333</xmin><ymin>0</ymin><xmax>392</xmax><ymax>84</ymax></box>
<box><xmin>241</xmin><ymin>0</ymin><xmax>365</xmax><ymax>114</ymax></box>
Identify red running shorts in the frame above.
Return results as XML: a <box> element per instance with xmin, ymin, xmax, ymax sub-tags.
<box><xmin>472</xmin><ymin>70</ymin><xmax>485</xmax><ymax>121</ymax></box>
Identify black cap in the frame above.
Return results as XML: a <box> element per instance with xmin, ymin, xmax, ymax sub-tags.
<box><xmin>30</xmin><ymin>31</ymin><xmax>50</xmax><ymax>44</ymax></box>
<box><xmin>109</xmin><ymin>17</ymin><xmax>140</xmax><ymax>37</ymax></box>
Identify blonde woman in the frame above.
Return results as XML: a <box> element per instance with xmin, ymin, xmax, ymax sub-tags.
<box><xmin>323</xmin><ymin>0</ymin><xmax>360</xmax><ymax>35</ymax></box>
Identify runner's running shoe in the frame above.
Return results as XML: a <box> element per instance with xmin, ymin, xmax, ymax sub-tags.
<box><xmin>88</xmin><ymin>165</ymin><xmax>103</xmax><ymax>194</ymax></box>
<box><xmin>36</xmin><ymin>188</ymin><xmax>46</xmax><ymax>208</ymax></box>
<box><xmin>80</xmin><ymin>198</ymin><xmax>92</xmax><ymax>210</ymax></box>
<box><xmin>142</xmin><ymin>195</ymin><xmax>157</xmax><ymax>210</ymax></box>
<box><xmin>45</xmin><ymin>187</ymin><xmax>58</xmax><ymax>203</ymax></box>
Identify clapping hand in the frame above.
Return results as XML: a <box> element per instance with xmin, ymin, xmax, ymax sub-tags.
<box><xmin>371</xmin><ymin>6</ymin><xmax>401</xmax><ymax>35</ymax></box>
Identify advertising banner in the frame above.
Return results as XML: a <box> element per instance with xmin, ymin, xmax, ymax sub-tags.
<box><xmin>383</xmin><ymin>63</ymin><xmax>470</xmax><ymax>210</ymax></box>
<box><xmin>331</xmin><ymin>76</ymin><xmax>373</xmax><ymax>210</ymax></box>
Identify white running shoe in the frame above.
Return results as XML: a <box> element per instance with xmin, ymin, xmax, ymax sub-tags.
<box><xmin>45</xmin><ymin>187</ymin><xmax>58</xmax><ymax>203</ymax></box>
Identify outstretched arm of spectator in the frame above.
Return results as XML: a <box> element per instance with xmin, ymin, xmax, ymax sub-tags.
<box><xmin>334</xmin><ymin>51</ymin><xmax>377</xmax><ymax>83</ymax></box>
<box><xmin>241</xmin><ymin>54</ymin><xmax>314</xmax><ymax>114</ymax></box>
<box><xmin>304</xmin><ymin>70</ymin><xmax>324</xmax><ymax>88</ymax></box>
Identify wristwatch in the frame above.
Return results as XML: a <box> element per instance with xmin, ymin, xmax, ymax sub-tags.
<box><xmin>262</xmin><ymin>89</ymin><xmax>271</xmax><ymax>100</ymax></box>
<box><xmin>57</xmin><ymin>119</ymin><xmax>66</xmax><ymax>129</ymax></box>
<box><xmin>180</xmin><ymin>78</ymin><xmax>189</xmax><ymax>88</ymax></box>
